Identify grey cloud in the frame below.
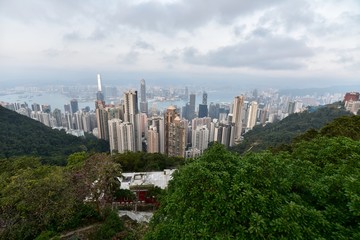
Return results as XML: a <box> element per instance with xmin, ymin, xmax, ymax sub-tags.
<box><xmin>335</xmin><ymin>54</ymin><xmax>354</xmax><ymax>64</ymax></box>
<box><xmin>258</xmin><ymin>1</ymin><xmax>317</xmax><ymax>31</ymax></box>
<box><xmin>233</xmin><ymin>25</ymin><xmax>247</xmax><ymax>37</ymax></box>
<box><xmin>63</xmin><ymin>31</ymin><xmax>82</xmax><ymax>41</ymax></box>
<box><xmin>63</xmin><ymin>29</ymin><xmax>107</xmax><ymax>42</ymax></box>
<box><xmin>0</xmin><ymin>0</ymin><xmax>93</xmax><ymax>25</ymax></box>
<box><xmin>109</xmin><ymin>0</ymin><xmax>286</xmax><ymax>33</ymax></box>
<box><xmin>162</xmin><ymin>51</ymin><xmax>180</xmax><ymax>63</ymax></box>
<box><xmin>42</xmin><ymin>48</ymin><xmax>78</xmax><ymax>58</ymax></box>
<box><xmin>134</xmin><ymin>41</ymin><xmax>155</xmax><ymax>50</ymax></box>
<box><xmin>161</xmin><ymin>49</ymin><xmax>181</xmax><ymax>69</ymax></box>
<box><xmin>333</xmin><ymin>47</ymin><xmax>360</xmax><ymax>66</ymax></box>
<box><xmin>256</xmin><ymin>1</ymin><xmax>360</xmax><ymax>40</ymax></box>
<box><xmin>119</xmin><ymin>51</ymin><xmax>139</xmax><ymax>65</ymax></box>
<box><xmin>251</xmin><ymin>27</ymin><xmax>271</xmax><ymax>38</ymax></box>
<box><xmin>182</xmin><ymin>36</ymin><xmax>314</xmax><ymax>70</ymax></box>
<box><xmin>88</xmin><ymin>28</ymin><xmax>107</xmax><ymax>41</ymax></box>
<box><xmin>43</xmin><ymin>49</ymin><xmax>60</xmax><ymax>58</ymax></box>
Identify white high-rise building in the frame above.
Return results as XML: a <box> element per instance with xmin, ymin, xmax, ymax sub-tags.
<box><xmin>124</xmin><ymin>90</ymin><xmax>141</xmax><ymax>151</ymax></box>
<box><xmin>118</xmin><ymin>121</ymin><xmax>135</xmax><ymax>153</ymax></box>
<box><xmin>74</xmin><ymin>111</ymin><xmax>83</xmax><ymax>130</ymax></box>
<box><xmin>82</xmin><ymin>112</ymin><xmax>91</xmax><ymax>132</ymax></box>
<box><xmin>108</xmin><ymin>119</ymin><xmax>135</xmax><ymax>154</ymax></box>
<box><xmin>193</xmin><ymin>125</ymin><xmax>209</xmax><ymax>154</ymax></box>
<box><xmin>123</xmin><ymin>90</ymin><xmax>138</xmax><ymax>123</ymax></box>
<box><xmin>246</xmin><ymin>101</ymin><xmax>258</xmax><ymax>130</ymax></box>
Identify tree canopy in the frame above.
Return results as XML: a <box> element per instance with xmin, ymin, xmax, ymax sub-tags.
<box><xmin>146</xmin><ymin>138</ymin><xmax>360</xmax><ymax>239</ymax></box>
<box><xmin>0</xmin><ymin>153</ymin><xmax>122</xmax><ymax>239</ymax></box>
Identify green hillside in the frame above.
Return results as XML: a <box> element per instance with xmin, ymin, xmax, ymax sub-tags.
<box><xmin>0</xmin><ymin>106</ymin><xmax>109</xmax><ymax>165</ymax></box>
<box><xmin>231</xmin><ymin>102</ymin><xmax>352</xmax><ymax>154</ymax></box>
<box><xmin>146</xmin><ymin>117</ymin><xmax>360</xmax><ymax>239</ymax></box>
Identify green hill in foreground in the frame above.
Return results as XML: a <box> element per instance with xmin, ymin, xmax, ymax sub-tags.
<box><xmin>0</xmin><ymin>106</ymin><xmax>109</xmax><ymax>165</ymax></box>
<box><xmin>230</xmin><ymin>102</ymin><xmax>352</xmax><ymax>154</ymax></box>
<box><xmin>146</xmin><ymin>116</ymin><xmax>360</xmax><ymax>239</ymax></box>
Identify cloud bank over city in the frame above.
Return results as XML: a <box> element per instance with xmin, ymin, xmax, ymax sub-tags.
<box><xmin>0</xmin><ymin>0</ymin><xmax>359</xmax><ymax>87</ymax></box>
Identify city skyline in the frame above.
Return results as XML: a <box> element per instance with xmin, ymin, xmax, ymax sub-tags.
<box><xmin>0</xmin><ymin>0</ymin><xmax>359</xmax><ymax>88</ymax></box>
<box><xmin>2</xmin><ymin>76</ymin><xmax>358</xmax><ymax>158</ymax></box>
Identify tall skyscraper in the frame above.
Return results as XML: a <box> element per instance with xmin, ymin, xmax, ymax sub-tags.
<box><xmin>65</xmin><ymin>112</ymin><xmax>73</xmax><ymax>130</ymax></box>
<box><xmin>140</xmin><ymin>79</ymin><xmax>148</xmax><ymax>114</ymax></box>
<box><xmin>183</xmin><ymin>93</ymin><xmax>196</xmax><ymax>120</ymax></box>
<box><xmin>246</xmin><ymin>101</ymin><xmax>258</xmax><ymax>130</ymax></box>
<box><xmin>123</xmin><ymin>90</ymin><xmax>139</xmax><ymax>122</ymax></box>
<box><xmin>147</xmin><ymin>126</ymin><xmax>159</xmax><ymax>153</ymax></box>
<box><xmin>287</xmin><ymin>101</ymin><xmax>296</xmax><ymax>114</ymax></box>
<box><xmin>198</xmin><ymin>91</ymin><xmax>208</xmax><ymax>118</ymax></box>
<box><xmin>149</xmin><ymin>116</ymin><xmax>165</xmax><ymax>153</ymax></box>
<box><xmin>198</xmin><ymin>104</ymin><xmax>208</xmax><ymax>118</ymax></box>
<box><xmin>165</xmin><ymin>106</ymin><xmax>187</xmax><ymax>157</ymax></box>
<box><xmin>209</xmin><ymin>103</ymin><xmax>220</xmax><ymax>119</ymax></box>
<box><xmin>232</xmin><ymin>95</ymin><xmax>245</xmax><ymax>143</ymax></box>
<box><xmin>184</xmin><ymin>86</ymin><xmax>189</xmax><ymax>101</ymax></box>
<box><xmin>74</xmin><ymin>111</ymin><xmax>83</xmax><ymax>130</ymax></box>
<box><xmin>202</xmin><ymin>91</ymin><xmax>207</xmax><ymax>105</ymax></box>
<box><xmin>31</xmin><ymin>103</ymin><xmax>41</xmax><ymax>112</ymax></box>
<box><xmin>108</xmin><ymin>119</ymin><xmax>135</xmax><ymax>154</ymax></box>
<box><xmin>95</xmin><ymin>100</ymin><xmax>109</xmax><ymax>140</ymax></box>
<box><xmin>70</xmin><ymin>99</ymin><xmax>79</xmax><ymax>114</ymax></box>
<box><xmin>123</xmin><ymin>90</ymin><xmax>141</xmax><ymax>151</ymax></box>
<box><xmin>53</xmin><ymin>108</ymin><xmax>62</xmax><ymax>127</ymax></box>
<box><xmin>96</xmin><ymin>74</ymin><xmax>105</xmax><ymax>101</ymax></box>
<box><xmin>82</xmin><ymin>112</ymin><xmax>91</xmax><ymax>132</ymax></box>
<box><xmin>193</xmin><ymin>125</ymin><xmax>209</xmax><ymax>154</ymax></box>
<box><xmin>64</xmin><ymin>104</ymin><xmax>71</xmax><ymax>113</ymax></box>
<box><xmin>189</xmin><ymin>93</ymin><xmax>196</xmax><ymax>120</ymax></box>
<box><xmin>108</xmin><ymin>119</ymin><xmax>120</xmax><ymax>154</ymax></box>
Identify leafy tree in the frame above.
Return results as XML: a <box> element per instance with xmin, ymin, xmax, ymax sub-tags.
<box><xmin>0</xmin><ymin>153</ymin><xmax>122</xmax><ymax>239</ymax></box>
<box><xmin>0</xmin><ymin>158</ymin><xmax>76</xmax><ymax>239</ymax></box>
<box><xmin>76</xmin><ymin>153</ymin><xmax>122</xmax><ymax>214</ymax></box>
<box><xmin>146</xmin><ymin>140</ymin><xmax>360</xmax><ymax>239</ymax></box>
<box><xmin>93</xmin><ymin>209</ymin><xmax>124</xmax><ymax>240</ymax></box>
<box><xmin>112</xmin><ymin>151</ymin><xmax>183</xmax><ymax>172</ymax></box>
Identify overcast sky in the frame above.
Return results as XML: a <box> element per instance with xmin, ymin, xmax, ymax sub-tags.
<box><xmin>0</xmin><ymin>0</ymin><xmax>359</xmax><ymax>88</ymax></box>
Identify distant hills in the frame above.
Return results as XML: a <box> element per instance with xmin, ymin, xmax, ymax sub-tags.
<box><xmin>230</xmin><ymin>102</ymin><xmax>353</xmax><ymax>154</ymax></box>
<box><xmin>278</xmin><ymin>85</ymin><xmax>360</xmax><ymax>96</ymax></box>
<box><xmin>0</xmin><ymin>106</ymin><xmax>109</xmax><ymax>165</ymax></box>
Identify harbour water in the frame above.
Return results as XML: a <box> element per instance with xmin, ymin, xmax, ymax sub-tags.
<box><xmin>0</xmin><ymin>89</ymin><xmax>235</xmax><ymax>112</ymax></box>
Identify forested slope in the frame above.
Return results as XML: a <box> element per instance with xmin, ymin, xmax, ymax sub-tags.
<box><xmin>0</xmin><ymin>106</ymin><xmax>108</xmax><ymax>164</ymax></box>
<box><xmin>231</xmin><ymin>102</ymin><xmax>352</xmax><ymax>154</ymax></box>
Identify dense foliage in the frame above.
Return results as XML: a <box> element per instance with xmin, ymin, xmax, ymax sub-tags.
<box><xmin>0</xmin><ymin>153</ymin><xmax>122</xmax><ymax>239</ymax></box>
<box><xmin>146</xmin><ymin>139</ymin><xmax>360</xmax><ymax>239</ymax></box>
<box><xmin>230</xmin><ymin>102</ymin><xmax>352</xmax><ymax>154</ymax></box>
<box><xmin>0</xmin><ymin>106</ymin><xmax>109</xmax><ymax>165</ymax></box>
<box><xmin>112</xmin><ymin>151</ymin><xmax>183</xmax><ymax>172</ymax></box>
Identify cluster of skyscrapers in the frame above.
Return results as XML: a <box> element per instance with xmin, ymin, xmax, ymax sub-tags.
<box><xmin>7</xmin><ymin>74</ymin><xmax>346</xmax><ymax>158</ymax></box>
<box><xmin>92</xmin><ymin>75</ymin><xmax>268</xmax><ymax>158</ymax></box>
